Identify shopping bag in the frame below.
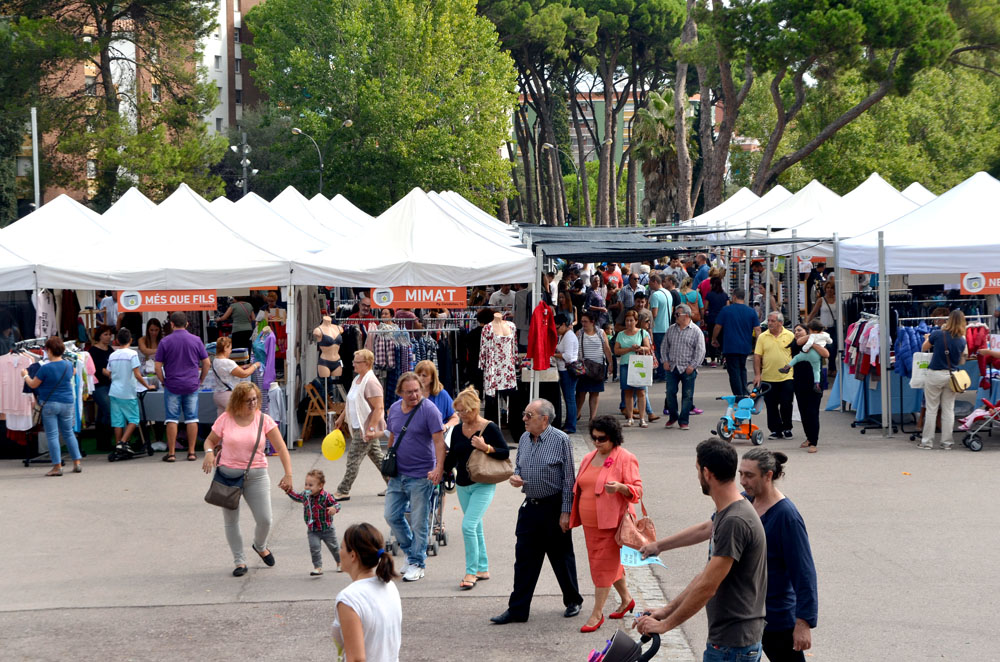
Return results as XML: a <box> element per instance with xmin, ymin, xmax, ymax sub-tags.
<box><xmin>909</xmin><ymin>352</ymin><xmax>933</xmax><ymax>389</ymax></box>
<box><xmin>627</xmin><ymin>355</ymin><xmax>653</xmax><ymax>388</ymax></box>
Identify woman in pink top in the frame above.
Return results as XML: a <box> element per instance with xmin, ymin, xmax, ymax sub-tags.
<box><xmin>202</xmin><ymin>382</ymin><xmax>293</xmax><ymax>577</ymax></box>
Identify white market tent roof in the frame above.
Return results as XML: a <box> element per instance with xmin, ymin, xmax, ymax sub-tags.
<box><xmin>0</xmin><ymin>245</ymin><xmax>34</xmax><ymax>290</ymax></box>
<box><xmin>681</xmin><ymin>187</ymin><xmax>760</xmax><ymax>226</ymax></box>
<box><xmin>426</xmin><ymin>191</ymin><xmax>522</xmax><ymax>247</ymax></box>
<box><xmin>703</xmin><ymin>185</ymin><xmax>793</xmax><ymax>237</ymax></box>
<box><xmin>439</xmin><ymin>191</ymin><xmax>516</xmax><ymax>235</ymax></box>
<box><xmin>901</xmin><ymin>182</ymin><xmax>937</xmax><ymax>206</ymax></box>
<box><xmin>328</xmin><ymin>193</ymin><xmax>375</xmax><ymax>225</ymax></box>
<box><xmin>293</xmin><ymin>187</ymin><xmax>535</xmax><ymax>287</ymax></box>
<box><xmin>226</xmin><ymin>192</ymin><xmax>332</xmax><ymax>253</ymax></box>
<box><xmin>271</xmin><ymin>187</ymin><xmax>359</xmax><ymax>238</ymax></box>
<box><xmin>839</xmin><ymin>171</ymin><xmax>1000</xmax><ymax>274</ymax></box>
<box><xmin>759</xmin><ymin>173</ymin><xmax>919</xmax><ymax>255</ymax></box>
<box><xmin>744</xmin><ymin>180</ymin><xmax>842</xmax><ymax>237</ymax></box>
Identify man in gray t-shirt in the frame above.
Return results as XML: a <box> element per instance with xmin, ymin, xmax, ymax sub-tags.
<box><xmin>637</xmin><ymin>439</ymin><xmax>767</xmax><ymax>661</ymax></box>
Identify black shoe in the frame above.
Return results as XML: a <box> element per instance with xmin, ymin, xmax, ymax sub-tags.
<box><xmin>490</xmin><ymin>610</ymin><xmax>527</xmax><ymax>625</ymax></box>
<box><xmin>232</xmin><ymin>565</ymin><xmax>248</xmax><ymax>577</ymax></box>
<box><xmin>252</xmin><ymin>543</ymin><xmax>275</xmax><ymax>567</ymax></box>
<box><xmin>564</xmin><ymin>603</ymin><xmax>583</xmax><ymax>618</ymax></box>
<box><xmin>767</xmin><ymin>432</ymin><xmax>782</xmax><ymax>440</ymax></box>
<box><xmin>783</xmin><ymin>430</ymin><xmax>794</xmax><ymax>439</ymax></box>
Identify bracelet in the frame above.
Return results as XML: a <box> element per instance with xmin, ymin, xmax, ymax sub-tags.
<box><xmin>487</xmin><ymin>445</ymin><xmax>494</xmax><ymax>454</ymax></box>
<box><xmin>204</xmin><ymin>448</ymin><xmax>214</xmax><ymax>453</ymax></box>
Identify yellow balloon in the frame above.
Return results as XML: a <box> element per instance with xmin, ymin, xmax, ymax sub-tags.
<box><xmin>322</xmin><ymin>429</ymin><xmax>346</xmax><ymax>461</ymax></box>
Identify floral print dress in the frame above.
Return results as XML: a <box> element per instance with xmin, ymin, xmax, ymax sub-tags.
<box><xmin>479</xmin><ymin>320</ymin><xmax>518</xmax><ymax>396</ymax></box>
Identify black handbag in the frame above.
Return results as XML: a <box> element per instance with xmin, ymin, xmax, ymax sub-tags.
<box><xmin>205</xmin><ymin>414</ymin><xmax>265</xmax><ymax>510</ymax></box>
<box><xmin>31</xmin><ymin>362</ymin><xmax>72</xmax><ymax>428</ymax></box>
<box><xmin>380</xmin><ymin>401</ymin><xmax>421</xmax><ymax>479</ymax></box>
<box><xmin>583</xmin><ymin>359</ymin><xmax>607</xmax><ymax>381</ymax></box>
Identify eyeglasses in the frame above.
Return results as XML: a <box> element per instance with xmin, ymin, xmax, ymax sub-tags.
<box><xmin>522</xmin><ymin>411</ymin><xmax>535</xmax><ymax>420</ymax></box>
<box><xmin>246</xmin><ymin>398</ymin><xmax>258</xmax><ymax>404</ymax></box>
<box><xmin>591</xmin><ymin>433</ymin><xmax>609</xmax><ymax>443</ymax></box>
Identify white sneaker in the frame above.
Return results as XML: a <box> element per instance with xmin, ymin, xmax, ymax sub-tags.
<box><xmin>917</xmin><ymin>441</ymin><xmax>932</xmax><ymax>450</ymax></box>
<box><xmin>399</xmin><ymin>562</ymin><xmax>411</xmax><ymax>576</ymax></box>
<box><xmin>402</xmin><ymin>565</ymin><xmax>425</xmax><ymax>582</ymax></box>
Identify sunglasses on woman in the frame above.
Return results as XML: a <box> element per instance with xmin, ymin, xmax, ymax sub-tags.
<box><xmin>591</xmin><ymin>433</ymin><xmax>609</xmax><ymax>443</ymax></box>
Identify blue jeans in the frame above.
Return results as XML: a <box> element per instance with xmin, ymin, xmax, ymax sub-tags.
<box><xmin>384</xmin><ymin>474</ymin><xmax>435</xmax><ymax>568</ymax></box>
<box><xmin>92</xmin><ymin>384</ymin><xmax>111</xmax><ymax>426</ymax></box>
<box><xmin>665</xmin><ymin>369</ymin><xmax>697</xmax><ymax>425</ymax></box>
<box><xmin>41</xmin><ymin>401</ymin><xmax>81</xmax><ymax>465</ymax></box>
<box><xmin>652</xmin><ymin>332</ymin><xmax>666</xmax><ymax>380</ymax></box>
<box><xmin>456</xmin><ymin>482</ymin><xmax>495</xmax><ymax>575</ymax></box>
<box><xmin>558</xmin><ymin>370</ymin><xmax>578</xmax><ymax>433</ymax></box>
<box><xmin>703</xmin><ymin>641</ymin><xmax>762</xmax><ymax>662</ymax></box>
<box><xmin>164</xmin><ymin>388</ymin><xmax>199</xmax><ymax>423</ymax></box>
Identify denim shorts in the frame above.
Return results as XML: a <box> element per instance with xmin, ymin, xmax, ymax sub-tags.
<box><xmin>164</xmin><ymin>389</ymin><xmax>199</xmax><ymax>423</ymax></box>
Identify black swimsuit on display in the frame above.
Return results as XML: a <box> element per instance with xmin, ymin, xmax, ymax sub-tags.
<box><xmin>318</xmin><ymin>330</ymin><xmax>343</xmax><ymax>372</ymax></box>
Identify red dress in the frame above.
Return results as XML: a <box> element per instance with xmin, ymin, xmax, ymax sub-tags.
<box><xmin>578</xmin><ymin>463</ymin><xmax>625</xmax><ymax>587</ymax></box>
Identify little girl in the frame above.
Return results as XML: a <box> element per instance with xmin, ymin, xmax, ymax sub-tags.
<box><xmin>284</xmin><ymin>469</ymin><xmax>342</xmax><ymax>576</ymax></box>
<box><xmin>779</xmin><ymin>320</ymin><xmax>832</xmax><ymax>393</ymax></box>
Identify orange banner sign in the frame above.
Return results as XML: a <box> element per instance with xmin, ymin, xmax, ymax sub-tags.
<box><xmin>370</xmin><ymin>287</ymin><xmax>466</xmax><ymax>309</ymax></box>
<box><xmin>118</xmin><ymin>290</ymin><xmax>217</xmax><ymax>312</ymax></box>
<box><xmin>960</xmin><ymin>272</ymin><xmax>1000</xmax><ymax>295</ymax></box>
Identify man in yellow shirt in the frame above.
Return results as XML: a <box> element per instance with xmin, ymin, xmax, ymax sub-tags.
<box><xmin>753</xmin><ymin>312</ymin><xmax>795</xmax><ymax>440</ymax></box>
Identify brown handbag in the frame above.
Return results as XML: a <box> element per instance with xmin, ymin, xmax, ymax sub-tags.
<box><xmin>615</xmin><ymin>499</ymin><xmax>657</xmax><ymax>550</ymax></box>
<box><xmin>204</xmin><ymin>415</ymin><xmax>264</xmax><ymax>510</ymax></box>
<box><xmin>466</xmin><ymin>447</ymin><xmax>514</xmax><ymax>484</ymax></box>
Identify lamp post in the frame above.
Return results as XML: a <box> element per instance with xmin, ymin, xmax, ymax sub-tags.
<box><xmin>292</xmin><ymin>119</ymin><xmax>352</xmax><ymax>198</ymax></box>
<box><xmin>229</xmin><ymin>132</ymin><xmax>253</xmax><ymax>198</ymax></box>
<box><xmin>542</xmin><ymin>142</ymin><xmax>580</xmax><ymax>225</ymax></box>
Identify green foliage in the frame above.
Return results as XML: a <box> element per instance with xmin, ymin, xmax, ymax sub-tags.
<box><xmin>563</xmin><ymin>159</ymin><xmax>627</xmax><ymax>223</ymax></box>
<box><xmin>248</xmin><ymin>0</ymin><xmax>517</xmax><ymax>215</ymax></box>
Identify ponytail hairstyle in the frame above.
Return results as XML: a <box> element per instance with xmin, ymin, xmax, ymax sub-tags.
<box><xmin>343</xmin><ymin>522</ymin><xmax>399</xmax><ymax>583</ymax></box>
<box><xmin>742</xmin><ymin>447</ymin><xmax>788</xmax><ymax>481</ymax></box>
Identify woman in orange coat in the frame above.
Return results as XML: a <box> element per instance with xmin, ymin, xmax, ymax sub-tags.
<box><xmin>570</xmin><ymin>414</ymin><xmax>642</xmax><ymax>633</ymax></box>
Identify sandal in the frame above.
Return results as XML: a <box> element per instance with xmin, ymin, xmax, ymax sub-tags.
<box><xmin>45</xmin><ymin>468</ymin><xmax>63</xmax><ymax>477</ymax></box>
<box><xmin>187</xmin><ymin>452</ymin><xmax>197</xmax><ymax>461</ymax></box>
<box><xmin>475</xmin><ymin>573</ymin><xmax>490</xmax><ymax>581</ymax></box>
<box><xmin>800</xmin><ymin>441</ymin><xmax>810</xmax><ymax>448</ymax></box>
<box><xmin>334</xmin><ymin>492</ymin><xmax>351</xmax><ymax>501</ymax></box>
<box><xmin>162</xmin><ymin>454</ymin><xmax>176</xmax><ymax>463</ymax></box>
<box><xmin>807</xmin><ymin>446</ymin><xmax>818</xmax><ymax>453</ymax></box>
<box><xmin>459</xmin><ymin>575</ymin><xmax>478</xmax><ymax>590</ymax></box>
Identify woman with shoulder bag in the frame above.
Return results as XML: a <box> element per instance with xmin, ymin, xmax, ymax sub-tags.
<box><xmin>569</xmin><ymin>415</ymin><xmax>641</xmax><ymax>633</ymax></box>
<box><xmin>21</xmin><ymin>336</ymin><xmax>80</xmax><ymax>476</ymax></box>
<box><xmin>576</xmin><ymin>311</ymin><xmax>615</xmax><ymax>424</ymax></box>
<box><xmin>614</xmin><ymin>310</ymin><xmax>653</xmax><ymax>428</ymax></box>
<box><xmin>442</xmin><ymin>386</ymin><xmax>510</xmax><ymax>590</ymax></box>
<box><xmin>918</xmin><ymin>310</ymin><xmax>968</xmax><ymax>450</ymax></box>
<box><xmin>202</xmin><ymin>382</ymin><xmax>293</xmax><ymax>576</ymax></box>
<box><xmin>211</xmin><ymin>336</ymin><xmax>261</xmax><ymax>416</ymax></box>
<box><xmin>334</xmin><ymin>349</ymin><xmax>387</xmax><ymax>501</ymax></box>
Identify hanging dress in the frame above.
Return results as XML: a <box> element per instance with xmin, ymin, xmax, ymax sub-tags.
<box><xmin>479</xmin><ymin>321</ymin><xmax>517</xmax><ymax>396</ymax></box>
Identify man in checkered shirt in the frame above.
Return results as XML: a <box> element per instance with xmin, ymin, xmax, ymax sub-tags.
<box><xmin>491</xmin><ymin>399</ymin><xmax>583</xmax><ymax>624</ymax></box>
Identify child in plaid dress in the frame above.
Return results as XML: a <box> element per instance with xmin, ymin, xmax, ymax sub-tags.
<box><xmin>284</xmin><ymin>469</ymin><xmax>342</xmax><ymax>576</ymax></box>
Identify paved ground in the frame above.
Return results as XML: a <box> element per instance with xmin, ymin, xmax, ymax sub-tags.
<box><xmin>2</xmin><ymin>366</ymin><xmax>998</xmax><ymax>661</ymax></box>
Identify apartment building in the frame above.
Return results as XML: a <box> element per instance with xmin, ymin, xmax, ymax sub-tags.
<box><xmin>203</xmin><ymin>0</ymin><xmax>266</xmax><ymax>135</ymax></box>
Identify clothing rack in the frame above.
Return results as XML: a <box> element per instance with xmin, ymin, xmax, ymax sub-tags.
<box><xmin>848</xmin><ymin>313</ymin><xmax>897</xmax><ymax>434</ymax></box>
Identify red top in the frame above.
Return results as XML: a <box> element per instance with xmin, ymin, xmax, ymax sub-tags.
<box><xmin>526</xmin><ymin>301</ymin><xmax>558</xmax><ymax>371</ymax></box>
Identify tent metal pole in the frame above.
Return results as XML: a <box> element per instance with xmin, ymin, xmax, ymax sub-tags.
<box><xmin>833</xmin><ymin>233</ymin><xmax>844</xmax><ymax>409</ymax></box>
<box><xmin>878</xmin><ymin>232</ymin><xmax>891</xmax><ymax>437</ymax></box>
<box><xmin>286</xmin><ymin>278</ymin><xmax>297</xmax><ymax>447</ymax></box>
<box><xmin>764</xmin><ymin>226</ymin><xmax>772</xmax><ymax>322</ymax></box>
<box><xmin>530</xmin><ymin>245</ymin><xmax>543</xmax><ymax>402</ymax></box>
<box><xmin>789</xmin><ymin>229</ymin><xmax>798</xmax><ymax>324</ymax></box>
<box><xmin>744</xmin><ymin>220</ymin><xmax>751</xmax><ymax>294</ymax></box>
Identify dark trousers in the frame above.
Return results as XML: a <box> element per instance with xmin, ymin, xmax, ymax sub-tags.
<box><xmin>652</xmin><ymin>332</ymin><xmax>666</xmax><ymax>380</ymax></box>
<box><xmin>794</xmin><ymin>381</ymin><xmax>822</xmax><ymax>446</ymax></box>
<box><xmin>231</xmin><ymin>330</ymin><xmax>252</xmax><ymax>354</ymax></box>
<box><xmin>763</xmin><ymin>379</ymin><xmax>795</xmax><ymax>435</ymax></box>
<box><xmin>508</xmin><ymin>495</ymin><xmax>582</xmax><ymax>620</ymax></box>
<box><xmin>761</xmin><ymin>629</ymin><xmax>806</xmax><ymax>662</ymax></box>
<box><xmin>725</xmin><ymin>354</ymin><xmax>749</xmax><ymax>397</ymax></box>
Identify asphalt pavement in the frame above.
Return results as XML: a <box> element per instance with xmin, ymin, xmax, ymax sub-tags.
<box><xmin>2</xmin><ymin>366</ymin><xmax>998</xmax><ymax>661</ymax></box>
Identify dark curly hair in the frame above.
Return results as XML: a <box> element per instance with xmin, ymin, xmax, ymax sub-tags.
<box><xmin>589</xmin><ymin>415</ymin><xmax>624</xmax><ymax>447</ymax></box>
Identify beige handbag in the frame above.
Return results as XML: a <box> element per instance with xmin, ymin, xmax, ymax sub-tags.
<box><xmin>466</xmin><ymin>447</ymin><xmax>513</xmax><ymax>484</ymax></box>
<box><xmin>943</xmin><ymin>340</ymin><xmax>971</xmax><ymax>394</ymax></box>
<box><xmin>615</xmin><ymin>499</ymin><xmax>657</xmax><ymax>551</ymax></box>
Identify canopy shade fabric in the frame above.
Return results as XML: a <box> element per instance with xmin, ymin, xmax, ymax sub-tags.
<box><xmin>681</xmin><ymin>187</ymin><xmax>760</xmax><ymax>225</ymax></box>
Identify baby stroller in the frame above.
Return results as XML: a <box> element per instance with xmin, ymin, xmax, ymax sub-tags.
<box><xmin>107</xmin><ymin>391</ymin><xmax>156</xmax><ymax>462</ymax></box>
<box><xmin>588</xmin><ymin>632</ymin><xmax>660</xmax><ymax>662</ymax></box>
<box><xmin>961</xmin><ymin>398</ymin><xmax>1000</xmax><ymax>452</ymax></box>
<box><xmin>711</xmin><ymin>382</ymin><xmax>771</xmax><ymax>445</ymax></box>
<box><xmin>385</xmin><ymin>478</ymin><xmax>450</xmax><ymax>557</ymax></box>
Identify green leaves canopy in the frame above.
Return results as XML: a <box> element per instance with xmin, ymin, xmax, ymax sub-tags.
<box><xmin>247</xmin><ymin>0</ymin><xmax>517</xmax><ymax>214</ymax></box>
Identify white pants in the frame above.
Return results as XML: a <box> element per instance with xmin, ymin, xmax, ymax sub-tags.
<box><xmin>921</xmin><ymin>370</ymin><xmax>956</xmax><ymax>446</ymax></box>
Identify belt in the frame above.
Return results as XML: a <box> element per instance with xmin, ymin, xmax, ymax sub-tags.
<box><xmin>525</xmin><ymin>494</ymin><xmax>561</xmax><ymax>505</ymax></box>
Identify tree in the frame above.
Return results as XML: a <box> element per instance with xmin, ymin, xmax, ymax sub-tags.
<box><xmin>11</xmin><ymin>0</ymin><xmax>220</xmax><ymax>210</ymax></box>
<box><xmin>247</xmin><ymin>0</ymin><xmax>517</xmax><ymax>216</ymax></box>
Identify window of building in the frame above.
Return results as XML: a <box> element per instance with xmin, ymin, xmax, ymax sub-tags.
<box><xmin>216</xmin><ymin>118</ymin><xmax>223</xmax><ymax>133</ymax></box>
<box><xmin>235</xmin><ymin>89</ymin><xmax>243</xmax><ymax>105</ymax></box>
<box><xmin>218</xmin><ymin>86</ymin><xmax>223</xmax><ymax>102</ymax></box>
<box><xmin>214</xmin><ymin>55</ymin><xmax>222</xmax><ymax>70</ymax></box>
<box><xmin>235</xmin><ymin>58</ymin><xmax>241</xmax><ymax>74</ymax></box>
<box><xmin>84</xmin><ymin>75</ymin><xmax>97</xmax><ymax>96</ymax></box>
<box><xmin>86</xmin><ymin>160</ymin><xmax>97</xmax><ymax>179</ymax></box>
<box><xmin>234</xmin><ymin>28</ymin><xmax>240</xmax><ymax>43</ymax></box>
<box><xmin>151</xmin><ymin>83</ymin><xmax>161</xmax><ymax>103</ymax></box>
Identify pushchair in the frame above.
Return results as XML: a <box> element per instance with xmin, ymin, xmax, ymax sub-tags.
<box><xmin>961</xmin><ymin>397</ymin><xmax>1000</xmax><ymax>452</ymax></box>
<box><xmin>711</xmin><ymin>382</ymin><xmax>770</xmax><ymax>445</ymax></box>
<box><xmin>107</xmin><ymin>391</ymin><xmax>156</xmax><ymax>462</ymax></box>
<box><xmin>384</xmin><ymin>477</ymin><xmax>451</xmax><ymax>557</ymax></box>
<box><xmin>588</xmin><ymin>632</ymin><xmax>660</xmax><ymax>662</ymax></box>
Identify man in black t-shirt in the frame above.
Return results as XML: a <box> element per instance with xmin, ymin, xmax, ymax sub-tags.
<box><xmin>637</xmin><ymin>439</ymin><xmax>767</xmax><ymax>661</ymax></box>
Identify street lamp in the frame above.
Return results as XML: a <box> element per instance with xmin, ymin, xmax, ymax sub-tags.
<box><xmin>291</xmin><ymin>127</ymin><xmax>324</xmax><ymax>196</ymax></box>
<box><xmin>542</xmin><ymin>142</ymin><xmax>581</xmax><ymax>225</ymax></box>
<box><xmin>230</xmin><ymin>132</ymin><xmax>252</xmax><ymax>197</ymax></box>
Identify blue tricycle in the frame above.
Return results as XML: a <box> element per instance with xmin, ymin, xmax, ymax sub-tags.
<box><xmin>711</xmin><ymin>382</ymin><xmax>770</xmax><ymax>445</ymax></box>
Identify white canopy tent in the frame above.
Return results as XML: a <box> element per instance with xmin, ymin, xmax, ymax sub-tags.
<box><xmin>0</xmin><ymin>245</ymin><xmax>35</xmax><ymax>291</ymax></box>
<box><xmin>743</xmin><ymin>180</ymin><xmax>842</xmax><ymax>238</ymax></box>
<box><xmin>328</xmin><ymin>193</ymin><xmax>374</xmax><ymax>225</ymax></box>
<box><xmin>426</xmin><ymin>191</ymin><xmax>523</xmax><ymax>247</ymax></box>
<box><xmin>293</xmin><ymin>187</ymin><xmax>535</xmax><ymax>287</ymax></box>
<box><xmin>901</xmin><ymin>182</ymin><xmax>937</xmax><ymax>206</ymax></box>
<box><xmin>438</xmin><ymin>191</ymin><xmax>517</xmax><ymax>235</ymax></box>
<box><xmin>225</xmin><ymin>192</ymin><xmax>332</xmax><ymax>253</ymax></box>
<box><xmin>758</xmin><ymin>173</ymin><xmax>919</xmax><ymax>256</ymax></box>
<box><xmin>702</xmin><ymin>185</ymin><xmax>793</xmax><ymax>238</ymax></box>
<box><xmin>270</xmin><ymin>187</ymin><xmax>360</xmax><ymax>238</ymax></box>
<box><xmin>839</xmin><ymin>171</ymin><xmax>1000</xmax><ymax>274</ymax></box>
<box><xmin>680</xmin><ymin>187</ymin><xmax>760</xmax><ymax>226</ymax></box>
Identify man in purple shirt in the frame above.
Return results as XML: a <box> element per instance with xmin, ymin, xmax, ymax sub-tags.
<box><xmin>383</xmin><ymin>372</ymin><xmax>445</xmax><ymax>582</ymax></box>
<box><xmin>155</xmin><ymin>312</ymin><xmax>210</xmax><ymax>462</ymax></box>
